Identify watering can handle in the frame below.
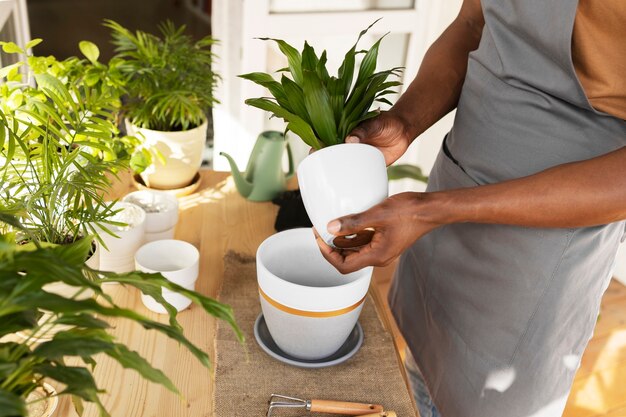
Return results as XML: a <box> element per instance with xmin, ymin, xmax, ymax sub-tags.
<box><xmin>285</xmin><ymin>141</ymin><xmax>295</xmax><ymax>179</ymax></box>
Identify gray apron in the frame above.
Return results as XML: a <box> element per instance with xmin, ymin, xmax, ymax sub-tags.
<box><xmin>388</xmin><ymin>1</ymin><xmax>626</xmax><ymax>416</ymax></box>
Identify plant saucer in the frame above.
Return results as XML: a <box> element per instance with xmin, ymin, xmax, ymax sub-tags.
<box><xmin>132</xmin><ymin>172</ymin><xmax>202</xmax><ymax>197</ymax></box>
<box><xmin>253</xmin><ymin>314</ymin><xmax>363</xmax><ymax>369</ymax></box>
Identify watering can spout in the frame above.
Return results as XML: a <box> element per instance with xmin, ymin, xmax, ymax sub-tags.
<box><xmin>220</xmin><ymin>151</ymin><xmax>253</xmax><ymax>197</ymax></box>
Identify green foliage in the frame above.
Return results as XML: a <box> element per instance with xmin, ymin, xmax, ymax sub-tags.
<box><xmin>0</xmin><ymin>213</ymin><xmax>242</xmax><ymax>417</ymax></box>
<box><xmin>387</xmin><ymin>164</ymin><xmax>428</xmax><ymax>183</ymax></box>
<box><xmin>105</xmin><ymin>20</ymin><xmax>219</xmax><ymax>132</ymax></box>
<box><xmin>0</xmin><ymin>39</ymin><xmax>148</xmax><ymax>169</ymax></box>
<box><xmin>0</xmin><ymin>39</ymin><xmax>153</xmax><ymax>245</ymax></box>
<box><xmin>240</xmin><ymin>20</ymin><xmax>402</xmax><ymax>149</ymax></box>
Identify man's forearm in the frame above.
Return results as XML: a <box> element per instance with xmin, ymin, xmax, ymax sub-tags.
<box><xmin>391</xmin><ymin>0</ymin><xmax>484</xmax><ymax>139</ymax></box>
<box><xmin>428</xmin><ymin>146</ymin><xmax>626</xmax><ymax>228</ymax></box>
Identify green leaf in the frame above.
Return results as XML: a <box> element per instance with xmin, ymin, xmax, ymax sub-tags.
<box><xmin>25</xmin><ymin>38</ymin><xmax>43</xmax><ymax>50</ymax></box>
<box><xmin>34</xmin><ymin>363</ymin><xmax>106</xmax><ymax>411</ymax></box>
<box><xmin>245</xmin><ymin>98</ymin><xmax>321</xmax><ymax>149</ymax></box>
<box><xmin>35</xmin><ymin>335</ymin><xmax>114</xmax><ymax>360</ymax></box>
<box><xmin>79</xmin><ymin>41</ymin><xmax>100</xmax><ymax>63</ymax></box>
<box><xmin>280</xmin><ymin>75</ymin><xmax>309</xmax><ymax>123</ymax></box>
<box><xmin>0</xmin><ymin>42</ymin><xmax>23</xmax><ymax>54</ymax></box>
<box><xmin>302</xmin><ymin>70</ymin><xmax>337</xmax><ymax>145</ymax></box>
<box><xmin>106</xmin><ymin>344</ymin><xmax>179</xmax><ymax>395</ymax></box>
<box><xmin>238</xmin><ymin>72</ymin><xmax>290</xmax><ymax>110</ymax></box>
<box><xmin>258</xmin><ymin>38</ymin><xmax>303</xmax><ymax>85</ymax></box>
<box><xmin>316</xmin><ymin>50</ymin><xmax>329</xmax><ymax>81</ymax></box>
<box><xmin>0</xmin><ymin>63</ymin><xmax>23</xmax><ymax>79</ymax></box>
<box><xmin>387</xmin><ymin>164</ymin><xmax>429</xmax><ymax>183</ymax></box>
<box><xmin>0</xmin><ymin>389</ymin><xmax>26</xmax><ymax>417</ymax></box>
<box><xmin>301</xmin><ymin>41</ymin><xmax>318</xmax><ymax>72</ymax></box>
<box><xmin>355</xmin><ymin>34</ymin><xmax>388</xmax><ymax>87</ymax></box>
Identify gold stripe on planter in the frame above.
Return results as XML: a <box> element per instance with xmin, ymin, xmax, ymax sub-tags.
<box><xmin>258</xmin><ymin>287</ymin><xmax>366</xmax><ymax>318</ymax></box>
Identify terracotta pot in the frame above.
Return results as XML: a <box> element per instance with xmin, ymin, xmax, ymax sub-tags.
<box><xmin>127</xmin><ymin>120</ymin><xmax>207</xmax><ymax>190</ymax></box>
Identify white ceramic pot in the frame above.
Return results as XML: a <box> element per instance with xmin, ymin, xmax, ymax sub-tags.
<box><xmin>256</xmin><ymin>228</ymin><xmax>372</xmax><ymax>360</ymax></box>
<box><xmin>127</xmin><ymin>120</ymin><xmax>207</xmax><ymax>190</ymax></box>
<box><xmin>122</xmin><ymin>190</ymin><xmax>179</xmax><ymax>242</ymax></box>
<box><xmin>135</xmin><ymin>239</ymin><xmax>199</xmax><ymax>314</ymax></box>
<box><xmin>297</xmin><ymin>143</ymin><xmax>388</xmax><ymax>248</ymax></box>
<box><xmin>98</xmin><ymin>202</ymin><xmax>147</xmax><ymax>273</ymax></box>
<box><xmin>26</xmin><ymin>383</ymin><xmax>58</xmax><ymax>417</ymax></box>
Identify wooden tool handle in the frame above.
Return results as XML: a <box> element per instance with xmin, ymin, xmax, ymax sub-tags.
<box><xmin>309</xmin><ymin>399</ymin><xmax>384</xmax><ymax>415</ymax></box>
<box><xmin>356</xmin><ymin>412</ymin><xmax>397</xmax><ymax>417</ymax></box>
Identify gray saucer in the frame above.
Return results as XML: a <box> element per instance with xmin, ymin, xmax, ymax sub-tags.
<box><xmin>254</xmin><ymin>314</ymin><xmax>363</xmax><ymax>369</ymax></box>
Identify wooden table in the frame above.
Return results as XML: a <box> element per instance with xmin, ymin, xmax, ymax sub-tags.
<box><xmin>56</xmin><ymin>170</ymin><xmax>412</xmax><ymax>417</ymax></box>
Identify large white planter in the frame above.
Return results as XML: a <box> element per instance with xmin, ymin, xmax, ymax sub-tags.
<box><xmin>297</xmin><ymin>143</ymin><xmax>388</xmax><ymax>248</ymax></box>
<box><xmin>128</xmin><ymin>120</ymin><xmax>207</xmax><ymax>190</ymax></box>
<box><xmin>257</xmin><ymin>228</ymin><xmax>373</xmax><ymax>360</ymax></box>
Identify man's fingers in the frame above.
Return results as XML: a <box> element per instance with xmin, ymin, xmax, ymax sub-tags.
<box><xmin>327</xmin><ymin>212</ymin><xmax>367</xmax><ymax>236</ymax></box>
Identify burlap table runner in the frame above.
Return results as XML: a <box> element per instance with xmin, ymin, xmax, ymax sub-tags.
<box><xmin>214</xmin><ymin>252</ymin><xmax>417</xmax><ymax>417</ymax></box>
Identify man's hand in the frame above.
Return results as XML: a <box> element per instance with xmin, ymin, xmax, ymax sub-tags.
<box><xmin>345</xmin><ymin>111</ymin><xmax>414</xmax><ymax>166</ymax></box>
<box><xmin>314</xmin><ymin>192</ymin><xmax>444</xmax><ymax>274</ymax></box>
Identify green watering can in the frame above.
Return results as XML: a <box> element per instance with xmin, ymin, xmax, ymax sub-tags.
<box><xmin>220</xmin><ymin>131</ymin><xmax>294</xmax><ymax>202</ymax></box>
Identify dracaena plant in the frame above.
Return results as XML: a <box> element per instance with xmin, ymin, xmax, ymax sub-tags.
<box><xmin>0</xmin><ymin>212</ymin><xmax>242</xmax><ymax>417</ymax></box>
<box><xmin>105</xmin><ymin>20</ymin><xmax>219</xmax><ymax>132</ymax></box>
<box><xmin>239</xmin><ymin>20</ymin><xmax>402</xmax><ymax>150</ymax></box>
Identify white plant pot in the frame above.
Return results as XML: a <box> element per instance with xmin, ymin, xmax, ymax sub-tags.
<box><xmin>26</xmin><ymin>383</ymin><xmax>58</xmax><ymax>417</ymax></box>
<box><xmin>28</xmin><ymin>244</ymin><xmax>99</xmax><ymax>342</ymax></box>
<box><xmin>257</xmin><ymin>228</ymin><xmax>373</xmax><ymax>360</ymax></box>
<box><xmin>98</xmin><ymin>202</ymin><xmax>146</xmax><ymax>273</ymax></box>
<box><xmin>122</xmin><ymin>190</ymin><xmax>179</xmax><ymax>242</ymax></box>
<box><xmin>297</xmin><ymin>143</ymin><xmax>388</xmax><ymax>248</ymax></box>
<box><xmin>135</xmin><ymin>239</ymin><xmax>199</xmax><ymax>314</ymax></box>
<box><xmin>127</xmin><ymin>120</ymin><xmax>207</xmax><ymax>190</ymax></box>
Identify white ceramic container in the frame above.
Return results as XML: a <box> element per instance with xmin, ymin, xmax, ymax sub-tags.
<box><xmin>26</xmin><ymin>383</ymin><xmax>58</xmax><ymax>417</ymax></box>
<box><xmin>135</xmin><ymin>239</ymin><xmax>199</xmax><ymax>314</ymax></box>
<box><xmin>256</xmin><ymin>228</ymin><xmax>373</xmax><ymax>360</ymax></box>
<box><xmin>297</xmin><ymin>143</ymin><xmax>388</xmax><ymax>248</ymax></box>
<box><xmin>127</xmin><ymin>120</ymin><xmax>207</xmax><ymax>190</ymax></box>
<box><xmin>98</xmin><ymin>202</ymin><xmax>147</xmax><ymax>273</ymax></box>
<box><xmin>122</xmin><ymin>190</ymin><xmax>179</xmax><ymax>242</ymax></box>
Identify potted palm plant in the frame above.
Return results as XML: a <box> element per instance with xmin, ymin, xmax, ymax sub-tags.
<box><xmin>105</xmin><ymin>20</ymin><xmax>218</xmax><ymax>191</ymax></box>
<box><xmin>240</xmin><ymin>20</ymin><xmax>402</xmax><ymax>248</ymax></box>
<box><xmin>0</xmin><ymin>211</ymin><xmax>242</xmax><ymax>417</ymax></box>
<box><xmin>0</xmin><ymin>40</ymin><xmax>241</xmax><ymax>416</ymax></box>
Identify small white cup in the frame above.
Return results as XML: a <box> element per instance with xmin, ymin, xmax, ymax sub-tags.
<box><xmin>122</xmin><ymin>191</ymin><xmax>179</xmax><ymax>243</ymax></box>
<box><xmin>98</xmin><ymin>202</ymin><xmax>147</xmax><ymax>273</ymax></box>
<box><xmin>135</xmin><ymin>239</ymin><xmax>199</xmax><ymax>314</ymax></box>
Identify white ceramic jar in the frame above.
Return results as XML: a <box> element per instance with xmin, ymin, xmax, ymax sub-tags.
<box><xmin>122</xmin><ymin>190</ymin><xmax>179</xmax><ymax>242</ymax></box>
<box><xmin>135</xmin><ymin>239</ymin><xmax>199</xmax><ymax>314</ymax></box>
<box><xmin>98</xmin><ymin>202</ymin><xmax>147</xmax><ymax>273</ymax></box>
<box><xmin>297</xmin><ymin>143</ymin><xmax>388</xmax><ymax>248</ymax></box>
<box><xmin>256</xmin><ymin>228</ymin><xmax>372</xmax><ymax>360</ymax></box>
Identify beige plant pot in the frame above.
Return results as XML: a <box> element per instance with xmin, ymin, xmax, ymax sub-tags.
<box><xmin>26</xmin><ymin>383</ymin><xmax>58</xmax><ymax>417</ymax></box>
<box><xmin>127</xmin><ymin>120</ymin><xmax>208</xmax><ymax>190</ymax></box>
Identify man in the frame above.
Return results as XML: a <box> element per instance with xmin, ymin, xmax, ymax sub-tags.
<box><xmin>315</xmin><ymin>1</ymin><xmax>626</xmax><ymax>416</ymax></box>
